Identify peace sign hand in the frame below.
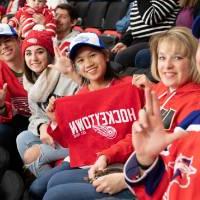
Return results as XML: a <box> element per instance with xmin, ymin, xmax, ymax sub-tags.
<box><xmin>132</xmin><ymin>88</ymin><xmax>186</xmax><ymax>166</ymax></box>
<box><xmin>48</xmin><ymin>41</ymin><xmax>74</xmax><ymax>75</ymax></box>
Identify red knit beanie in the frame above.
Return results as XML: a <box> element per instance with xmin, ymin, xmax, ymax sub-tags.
<box><xmin>22</xmin><ymin>30</ymin><xmax>54</xmax><ymax>56</ymax></box>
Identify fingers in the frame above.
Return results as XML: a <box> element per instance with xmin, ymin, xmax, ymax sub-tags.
<box><xmin>45</xmin><ymin>100</ymin><xmax>55</xmax><ymax>113</ymax></box>
<box><xmin>0</xmin><ymin>83</ymin><xmax>8</xmax><ymax>105</ymax></box>
<box><xmin>132</xmin><ymin>74</ymin><xmax>150</xmax><ymax>88</ymax></box>
<box><xmin>48</xmin><ymin>137</ymin><xmax>55</xmax><ymax>148</ymax></box>
<box><xmin>40</xmin><ymin>134</ymin><xmax>55</xmax><ymax>148</ymax></box>
<box><xmin>93</xmin><ymin>176</ymin><xmax>115</xmax><ymax>194</ymax></box>
<box><xmin>145</xmin><ymin>89</ymin><xmax>161</xmax><ymax>119</ymax></box>
<box><xmin>49</xmin><ymin>96</ymin><xmax>56</xmax><ymax>103</ymax></box>
<box><xmin>138</xmin><ymin>109</ymin><xmax>148</xmax><ymax>128</ymax></box>
<box><xmin>3</xmin><ymin>83</ymin><xmax>7</xmax><ymax>92</ymax></box>
<box><xmin>111</xmin><ymin>45</ymin><xmax>118</xmax><ymax>53</ymax></box>
<box><xmin>166</xmin><ymin>130</ymin><xmax>186</xmax><ymax>146</ymax></box>
<box><xmin>151</xmin><ymin>90</ymin><xmax>161</xmax><ymax>117</ymax></box>
<box><xmin>111</xmin><ymin>43</ymin><xmax>124</xmax><ymax>53</ymax></box>
<box><xmin>132</xmin><ymin>121</ymin><xmax>143</xmax><ymax>133</ymax></box>
<box><xmin>88</xmin><ymin>155</ymin><xmax>107</xmax><ymax>179</ymax></box>
<box><xmin>145</xmin><ymin>87</ymin><xmax>153</xmax><ymax>115</ymax></box>
<box><xmin>88</xmin><ymin>166</ymin><xmax>96</xmax><ymax>179</ymax></box>
<box><xmin>92</xmin><ymin>177</ymin><xmax>106</xmax><ymax>192</ymax></box>
<box><xmin>54</xmin><ymin>45</ymin><xmax>61</xmax><ymax>58</ymax></box>
<box><xmin>47</xmin><ymin>64</ymin><xmax>54</xmax><ymax>69</ymax></box>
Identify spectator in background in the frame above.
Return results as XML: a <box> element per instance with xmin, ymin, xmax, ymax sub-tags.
<box><xmin>112</xmin><ymin>0</ymin><xmax>180</xmax><ymax>69</ymax></box>
<box><xmin>8</xmin><ymin>0</ymin><xmax>56</xmax><ymax>38</ymax></box>
<box><xmin>46</xmin><ymin>0</ymin><xmax>68</xmax><ymax>10</ymax></box>
<box><xmin>6</xmin><ymin>0</ymin><xmax>26</xmax><ymax>14</ymax></box>
<box><xmin>1</xmin><ymin>13</ymin><xmax>14</xmax><ymax>24</ymax></box>
<box><xmin>133</xmin><ymin>0</ymin><xmax>200</xmax><ymax>78</ymax></box>
<box><xmin>55</xmin><ymin>3</ymin><xmax>80</xmax><ymax>54</ymax></box>
<box><xmin>115</xmin><ymin>1</ymin><xmax>132</xmax><ymax>33</ymax></box>
<box><xmin>176</xmin><ymin>0</ymin><xmax>200</xmax><ymax>29</ymax></box>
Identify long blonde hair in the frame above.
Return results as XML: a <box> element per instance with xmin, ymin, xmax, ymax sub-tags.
<box><xmin>150</xmin><ymin>27</ymin><xmax>200</xmax><ymax>83</ymax></box>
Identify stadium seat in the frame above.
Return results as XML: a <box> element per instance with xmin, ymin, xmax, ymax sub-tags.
<box><xmin>99</xmin><ymin>1</ymin><xmax>129</xmax><ymax>49</ymax></box>
<box><xmin>83</xmin><ymin>1</ymin><xmax>109</xmax><ymax>30</ymax></box>
<box><xmin>103</xmin><ymin>1</ymin><xmax>129</xmax><ymax>30</ymax></box>
<box><xmin>74</xmin><ymin>1</ymin><xmax>90</xmax><ymax>26</ymax></box>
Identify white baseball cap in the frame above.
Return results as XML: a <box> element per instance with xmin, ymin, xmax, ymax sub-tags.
<box><xmin>0</xmin><ymin>23</ymin><xmax>18</xmax><ymax>37</ymax></box>
<box><xmin>69</xmin><ymin>32</ymin><xmax>105</xmax><ymax>59</ymax></box>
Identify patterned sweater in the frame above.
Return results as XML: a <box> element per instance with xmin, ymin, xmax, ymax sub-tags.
<box><xmin>121</xmin><ymin>0</ymin><xmax>180</xmax><ymax>46</ymax></box>
<box><xmin>9</xmin><ymin>4</ymin><xmax>56</xmax><ymax>38</ymax></box>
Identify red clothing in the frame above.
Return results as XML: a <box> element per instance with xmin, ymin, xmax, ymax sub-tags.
<box><xmin>125</xmin><ymin>132</ymin><xmax>200</xmax><ymax>200</ymax></box>
<box><xmin>0</xmin><ymin>61</ymin><xmax>30</xmax><ymax>123</ymax></box>
<box><xmin>6</xmin><ymin>0</ymin><xmax>25</xmax><ymax>14</ymax></box>
<box><xmin>100</xmin><ymin>82</ymin><xmax>200</xmax><ymax>165</ymax></box>
<box><xmin>9</xmin><ymin>4</ymin><xmax>56</xmax><ymax>38</ymax></box>
<box><xmin>48</xmin><ymin>77</ymin><xmax>144</xmax><ymax>167</ymax></box>
<box><xmin>152</xmin><ymin>82</ymin><xmax>200</xmax><ymax>132</ymax></box>
<box><xmin>124</xmin><ymin>82</ymin><xmax>200</xmax><ymax>199</ymax></box>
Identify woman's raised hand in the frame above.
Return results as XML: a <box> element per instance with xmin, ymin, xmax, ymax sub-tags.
<box><xmin>132</xmin><ymin>74</ymin><xmax>152</xmax><ymax>88</ymax></box>
<box><xmin>132</xmin><ymin>88</ymin><xmax>186</xmax><ymax>166</ymax></box>
<box><xmin>48</xmin><ymin>42</ymin><xmax>74</xmax><ymax>75</ymax></box>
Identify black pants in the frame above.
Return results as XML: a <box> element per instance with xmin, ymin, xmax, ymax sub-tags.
<box><xmin>0</xmin><ymin>170</ymin><xmax>24</xmax><ymax>200</ymax></box>
<box><xmin>114</xmin><ymin>39</ymin><xmax>149</xmax><ymax>68</ymax></box>
<box><xmin>0</xmin><ymin>147</ymin><xmax>24</xmax><ymax>200</ymax></box>
<box><xmin>0</xmin><ymin>115</ymin><xmax>29</xmax><ymax>173</ymax></box>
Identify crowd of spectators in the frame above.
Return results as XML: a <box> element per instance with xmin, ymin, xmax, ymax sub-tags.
<box><xmin>0</xmin><ymin>0</ymin><xmax>200</xmax><ymax>200</ymax></box>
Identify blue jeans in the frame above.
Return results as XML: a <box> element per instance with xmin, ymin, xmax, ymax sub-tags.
<box><xmin>42</xmin><ymin>168</ymin><xmax>133</xmax><ymax>200</ymax></box>
<box><xmin>29</xmin><ymin>162</ymin><xmax>71</xmax><ymax>200</ymax></box>
<box><xmin>16</xmin><ymin>130</ymin><xmax>68</xmax><ymax>177</ymax></box>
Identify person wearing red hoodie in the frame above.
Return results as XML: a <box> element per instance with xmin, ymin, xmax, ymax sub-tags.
<box><xmin>0</xmin><ymin>23</ymin><xmax>30</xmax><ymax>200</ymax></box>
<box><xmin>0</xmin><ymin>23</ymin><xmax>30</xmax><ymax>169</ymax></box>
<box><xmin>124</xmin><ymin>26</ymin><xmax>200</xmax><ymax>199</ymax></box>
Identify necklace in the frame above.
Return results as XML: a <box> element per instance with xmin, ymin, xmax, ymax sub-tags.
<box><xmin>88</xmin><ymin>79</ymin><xmax>114</xmax><ymax>91</ymax></box>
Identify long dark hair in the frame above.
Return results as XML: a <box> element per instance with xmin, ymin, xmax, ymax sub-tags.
<box><xmin>24</xmin><ymin>53</ymin><xmax>54</xmax><ymax>84</ymax></box>
<box><xmin>72</xmin><ymin>47</ymin><xmax>119</xmax><ymax>85</ymax></box>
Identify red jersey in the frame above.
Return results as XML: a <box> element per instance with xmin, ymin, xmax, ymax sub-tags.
<box><xmin>125</xmin><ymin>132</ymin><xmax>200</xmax><ymax>200</ymax></box>
<box><xmin>124</xmin><ymin>82</ymin><xmax>200</xmax><ymax>199</ymax></box>
<box><xmin>48</xmin><ymin>77</ymin><xmax>144</xmax><ymax>167</ymax></box>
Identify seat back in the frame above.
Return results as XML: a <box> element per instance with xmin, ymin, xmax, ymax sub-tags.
<box><xmin>83</xmin><ymin>1</ymin><xmax>109</xmax><ymax>29</ymax></box>
<box><xmin>74</xmin><ymin>1</ymin><xmax>90</xmax><ymax>26</ymax></box>
<box><xmin>103</xmin><ymin>1</ymin><xmax>129</xmax><ymax>30</ymax></box>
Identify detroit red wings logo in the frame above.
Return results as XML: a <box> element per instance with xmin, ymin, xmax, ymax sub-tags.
<box><xmin>163</xmin><ymin>154</ymin><xmax>197</xmax><ymax>200</ymax></box>
<box><xmin>92</xmin><ymin>125</ymin><xmax>117</xmax><ymax>139</ymax></box>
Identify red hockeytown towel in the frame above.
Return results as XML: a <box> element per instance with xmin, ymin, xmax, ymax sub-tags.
<box><xmin>54</xmin><ymin>81</ymin><xmax>144</xmax><ymax>167</ymax></box>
